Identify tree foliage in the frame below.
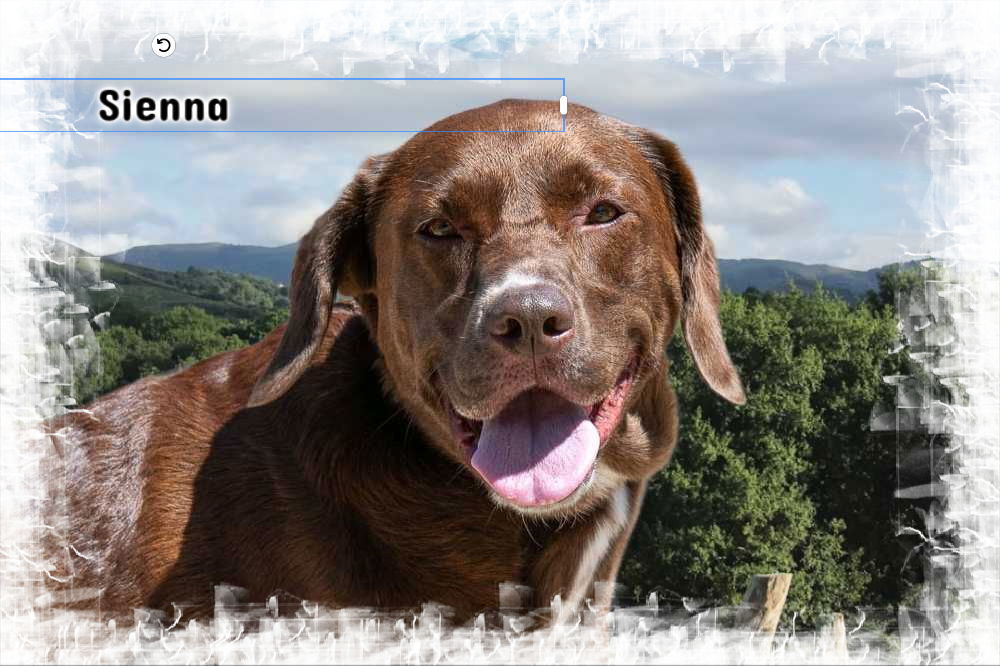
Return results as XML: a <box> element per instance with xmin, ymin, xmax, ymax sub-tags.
<box><xmin>168</xmin><ymin>266</ymin><xmax>289</xmax><ymax>310</ymax></box>
<box><xmin>621</xmin><ymin>282</ymin><xmax>911</xmax><ymax>624</ymax></box>
<box><xmin>75</xmin><ymin>304</ymin><xmax>285</xmax><ymax>403</ymax></box>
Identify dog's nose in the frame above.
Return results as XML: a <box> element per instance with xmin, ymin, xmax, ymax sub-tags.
<box><xmin>486</xmin><ymin>282</ymin><xmax>575</xmax><ymax>356</ymax></box>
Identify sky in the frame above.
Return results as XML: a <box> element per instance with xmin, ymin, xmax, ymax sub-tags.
<box><xmin>43</xmin><ymin>28</ymin><xmax>935</xmax><ymax>271</ymax></box>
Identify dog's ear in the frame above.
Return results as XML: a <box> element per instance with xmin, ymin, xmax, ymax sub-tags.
<box><xmin>633</xmin><ymin>130</ymin><xmax>746</xmax><ymax>405</ymax></box>
<box><xmin>247</xmin><ymin>157</ymin><xmax>382</xmax><ymax>408</ymax></box>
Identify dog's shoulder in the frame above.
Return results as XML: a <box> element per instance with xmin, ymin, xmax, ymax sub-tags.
<box><xmin>40</xmin><ymin>305</ymin><xmax>376</xmax><ymax>607</ymax></box>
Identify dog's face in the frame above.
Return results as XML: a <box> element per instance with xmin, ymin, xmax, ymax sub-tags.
<box><xmin>248</xmin><ymin>100</ymin><xmax>744</xmax><ymax>517</ymax></box>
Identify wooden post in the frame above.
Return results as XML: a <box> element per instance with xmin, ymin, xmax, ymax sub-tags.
<box><xmin>738</xmin><ymin>573</ymin><xmax>793</xmax><ymax>636</ymax></box>
<box><xmin>828</xmin><ymin>612</ymin><xmax>849</xmax><ymax>660</ymax></box>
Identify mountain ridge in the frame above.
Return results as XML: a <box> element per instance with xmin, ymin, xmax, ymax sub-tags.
<box><xmin>105</xmin><ymin>242</ymin><xmax>298</xmax><ymax>285</ymax></box>
<box><xmin>103</xmin><ymin>241</ymin><xmax>889</xmax><ymax>300</ymax></box>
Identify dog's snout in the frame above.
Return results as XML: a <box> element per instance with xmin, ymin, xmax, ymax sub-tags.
<box><xmin>485</xmin><ymin>282</ymin><xmax>575</xmax><ymax>356</ymax></box>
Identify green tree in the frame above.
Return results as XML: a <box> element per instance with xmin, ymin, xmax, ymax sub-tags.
<box><xmin>224</xmin><ymin>307</ymin><xmax>289</xmax><ymax>344</ymax></box>
<box><xmin>773</xmin><ymin>287</ymin><xmax>912</xmax><ymax>609</ymax></box>
<box><xmin>620</xmin><ymin>288</ymin><xmax>880</xmax><ymax>624</ymax></box>
<box><xmin>74</xmin><ymin>326</ymin><xmax>166</xmax><ymax>403</ymax></box>
<box><xmin>865</xmin><ymin>264</ymin><xmax>925</xmax><ymax>311</ymax></box>
<box><xmin>78</xmin><ymin>305</ymin><xmax>268</xmax><ymax>404</ymax></box>
<box><xmin>140</xmin><ymin>305</ymin><xmax>246</xmax><ymax>369</ymax></box>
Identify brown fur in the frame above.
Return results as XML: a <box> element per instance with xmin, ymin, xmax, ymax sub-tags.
<box><xmin>43</xmin><ymin>100</ymin><xmax>742</xmax><ymax>623</ymax></box>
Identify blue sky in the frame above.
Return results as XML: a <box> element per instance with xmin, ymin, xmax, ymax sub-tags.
<box><xmin>48</xmin><ymin>41</ymin><xmax>933</xmax><ymax>270</ymax></box>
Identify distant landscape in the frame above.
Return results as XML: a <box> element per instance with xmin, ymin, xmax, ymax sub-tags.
<box><xmin>96</xmin><ymin>258</ymin><xmax>288</xmax><ymax>325</ymax></box>
<box><xmin>105</xmin><ymin>243</ymin><xmax>299</xmax><ymax>287</ymax></box>
<box><xmin>104</xmin><ymin>242</ymin><xmax>894</xmax><ymax>303</ymax></box>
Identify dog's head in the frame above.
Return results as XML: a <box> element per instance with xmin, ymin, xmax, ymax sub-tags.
<box><xmin>248</xmin><ymin>100</ymin><xmax>743</xmax><ymax>516</ymax></box>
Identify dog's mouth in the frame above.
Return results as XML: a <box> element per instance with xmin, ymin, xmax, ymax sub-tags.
<box><xmin>446</xmin><ymin>354</ymin><xmax>640</xmax><ymax>509</ymax></box>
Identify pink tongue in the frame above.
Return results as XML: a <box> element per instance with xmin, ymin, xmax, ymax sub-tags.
<box><xmin>471</xmin><ymin>390</ymin><xmax>599</xmax><ymax>507</ymax></box>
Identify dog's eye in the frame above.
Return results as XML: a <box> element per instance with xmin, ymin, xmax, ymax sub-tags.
<box><xmin>418</xmin><ymin>218</ymin><xmax>460</xmax><ymax>239</ymax></box>
<box><xmin>586</xmin><ymin>202</ymin><xmax>623</xmax><ymax>225</ymax></box>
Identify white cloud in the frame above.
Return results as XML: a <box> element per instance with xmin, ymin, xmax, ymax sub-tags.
<box><xmin>694</xmin><ymin>172</ymin><xmax>925</xmax><ymax>269</ymax></box>
<box><xmin>62</xmin><ymin>190</ymin><xmax>170</xmax><ymax>234</ymax></box>
<box><xmin>188</xmin><ymin>138</ymin><xmax>364</xmax><ymax>182</ymax></box>
<box><xmin>698</xmin><ymin>173</ymin><xmax>826</xmax><ymax>260</ymax></box>
<box><xmin>52</xmin><ymin>232</ymin><xmax>134</xmax><ymax>256</ymax></box>
<box><xmin>698</xmin><ymin>170</ymin><xmax>928</xmax><ymax>269</ymax></box>
<box><xmin>235</xmin><ymin>195</ymin><xmax>330</xmax><ymax>246</ymax></box>
<box><xmin>47</xmin><ymin>162</ymin><xmax>177</xmax><ymax>255</ymax></box>
<box><xmin>822</xmin><ymin>230</ymin><xmax>933</xmax><ymax>270</ymax></box>
<box><xmin>704</xmin><ymin>223</ymin><xmax>730</xmax><ymax>251</ymax></box>
<box><xmin>51</xmin><ymin>164</ymin><xmax>105</xmax><ymax>187</ymax></box>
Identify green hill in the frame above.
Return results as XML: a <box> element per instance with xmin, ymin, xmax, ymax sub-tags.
<box><xmin>39</xmin><ymin>239</ymin><xmax>288</xmax><ymax>329</ymax></box>
<box><xmin>104</xmin><ymin>242</ymin><xmax>297</xmax><ymax>286</ymax></box>
<box><xmin>96</xmin><ymin>261</ymin><xmax>288</xmax><ymax>327</ymax></box>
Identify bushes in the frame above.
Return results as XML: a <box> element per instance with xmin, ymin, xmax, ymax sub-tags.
<box><xmin>172</xmin><ymin>266</ymin><xmax>289</xmax><ymax>310</ymax></box>
<box><xmin>75</xmin><ymin>304</ymin><xmax>285</xmax><ymax>403</ymax></box>
<box><xmin>620</xmin><ymin>284</ymin><xmax>906</xmax><ymax>624</ymax></box>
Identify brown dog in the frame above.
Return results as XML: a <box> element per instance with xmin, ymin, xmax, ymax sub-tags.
<box><xmin>43</xmin><ymin>99</ymin><xmax>744</xmax><ymax>623</ymax></box>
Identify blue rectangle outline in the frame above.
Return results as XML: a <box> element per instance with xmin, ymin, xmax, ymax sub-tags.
<box><xmin>0</xmin><ymin>77</ymin><xmax>567</xmax><ymax>133</ymax></box>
